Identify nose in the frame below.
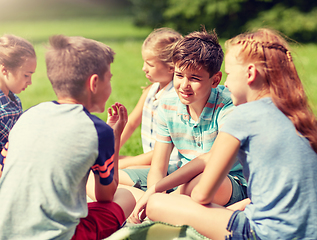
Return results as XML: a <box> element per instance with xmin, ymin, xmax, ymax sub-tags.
<box><xmin>180</xmin><ymin>77</ymin><xmax>189</xmax><ymax>89</ymax></box>
<box><xmin>142</xmin><ymin>62</ymin><xmax>147</xmax><ymax>73</ymax></box>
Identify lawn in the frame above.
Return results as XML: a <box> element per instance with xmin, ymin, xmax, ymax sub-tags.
<box><xmin>0</xmin><ymin>10</ymin><xmax>316</xmax><ymax>156</ymax></box>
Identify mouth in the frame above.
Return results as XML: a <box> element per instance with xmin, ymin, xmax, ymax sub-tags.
<box><xmin>179</xmin><ymin>90</ymin><xmax>193</xmax><ymax>99</ymax></box>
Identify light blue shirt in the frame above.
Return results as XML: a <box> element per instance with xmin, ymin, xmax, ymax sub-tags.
<box><xmin>221</xmin><ymin>98</ymin><xmax>317</xmax><ymax>240</ymax></box>
<box><xmin>156</xmin><ymin>85</ymin><xmax>244</xmax><ymax>182</ymax></box>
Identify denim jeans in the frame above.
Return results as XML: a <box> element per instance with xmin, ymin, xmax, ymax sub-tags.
<box><xmin>225</xmin><ymin>210</ymin><xmax>261</xmax><ymax>240</ymax></box>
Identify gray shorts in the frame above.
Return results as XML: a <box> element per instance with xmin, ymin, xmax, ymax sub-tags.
<box><xmin>122</xmin><ymin>168</ymin><xmax>247</xmax><ymax>205</ymax></box>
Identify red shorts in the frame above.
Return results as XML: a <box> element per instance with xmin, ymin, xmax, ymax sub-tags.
<box><xmin>71</xmin><ymin>201</ymin><xmax>126</xmax><ymax>240</ymax></box>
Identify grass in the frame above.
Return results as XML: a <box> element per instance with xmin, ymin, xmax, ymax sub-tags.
<box><xmin>0</xmin><ymin>6</ymin><xmax>316</xmax><ymax>156</ymax></box>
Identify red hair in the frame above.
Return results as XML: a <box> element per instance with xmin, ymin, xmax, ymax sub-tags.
<box><xmin>226</xmin><ymin>28</ymin><xmax>317</xmax><ymax>153</ymax></box>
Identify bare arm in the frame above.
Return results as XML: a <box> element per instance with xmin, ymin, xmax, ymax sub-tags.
<box><xmin>147</xmin><ymin>141</ymin><xmax>173</xmax><ymax>189</ymax></box>
<box><xmin>191</xmin><ymin>132</ymin><xmax>240</xmax><ymax>205</ymax></box>
<box><xmin>120</xmin><ymin>86</ymin><xmax>150</xmax><ymax>148</ymax></box>
<box><xmin>119</xmin><ymin>150</ymin><xmax>153</xmax><ymax>169</ymax></box>
<box><xmin>129</xmin><ymin>152</ymin><xmax>210</xmax><ymax>223</ymax></box>
<box><xmin>92</xmin><ymin>103</ymin><xmax>128</xmax><ymax>202</ymax></box>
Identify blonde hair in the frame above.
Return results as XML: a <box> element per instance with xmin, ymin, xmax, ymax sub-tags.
<box><xmin>0</xmin><ymin>34</ymin><xmax>36</xmax><ymax>72</ymax></box>
<box><xmin>226</xmin><ymin>28</ymin><xmax>317</xmax><ymax>153</ymax></box>
<box><xmin>142</xmin><ymin>28</ymin><xmax>182</xmax><ymax>67</ymax></box>
<box><xmin>46</xmin><ymin>35</ymin><xmax>115</xmax><ymax>100</ymax></box>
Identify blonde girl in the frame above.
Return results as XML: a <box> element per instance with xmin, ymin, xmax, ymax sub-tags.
<box><xmin>129</xmin><ymin>28</ymin><xmax>317</xmax><ymax>240</ymax></box>
<box><xmin>119</xmin><ymin>28</ymin><xmax>182</xmax><ymax>186</ymax></box>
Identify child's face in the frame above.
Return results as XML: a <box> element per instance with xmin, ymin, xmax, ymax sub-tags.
<box><xmin>3</xmin><ymin>58</ymin><xmax>36</xmax><ymax>95</ymax></box>
<box><xmin>92</xmin><ymin>65</ymin><xmax>112</xmax><ymax>113</ymax></box>
<box><xmin>173</xmin><ymin>65</ymin><xmax>218</xmax><ymax>111</ymax></box>
<box><xmin>224</xmin><ymin>46</ymin><xmax>248</xmax><ymax>106</ymax></box>
<box><xmin>142</xmin><ymin>49</ymin><xmax>173</xmax><ymax>88</ymax></box>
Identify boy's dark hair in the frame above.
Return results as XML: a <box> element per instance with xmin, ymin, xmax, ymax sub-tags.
<box><xmin>172</xmin><ymin>28</ymin><xmax>223</xmax><ymax>77</ymax></box>
<box><xmin>45</xmin><ymin>35</ymin><xmax>115</xmax><ymax>100</ymax></box>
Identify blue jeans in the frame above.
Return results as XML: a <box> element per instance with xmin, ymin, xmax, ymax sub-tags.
<box><xmin>225</xmin><ymin>211</ymin><xmax>261</xmax><ymax>240</ymax></box>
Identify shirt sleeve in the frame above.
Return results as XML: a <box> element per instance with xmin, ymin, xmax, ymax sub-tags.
<box><xmin>90</xmin><ymin>117</ymin><xmax>115</xmax><ymax>186</ymax></box>
<box><xmin>155</xmin><ymin>102</ymin><xmax>173</xmax><ymax>143</ymax></box>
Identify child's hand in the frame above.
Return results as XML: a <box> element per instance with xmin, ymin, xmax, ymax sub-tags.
<box><xmin>128</xmin><ymin>185</ymin><xmax>156</xmax><ymax>224</ymax></box>
<box><xmin>107</xmin><ymin>102</ymin><xmax>128</xmax><ymax>136</ymax></box>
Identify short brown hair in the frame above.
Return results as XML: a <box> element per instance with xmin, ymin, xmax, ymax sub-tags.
<box><xmin>172</xmin><ymin>28</ymin><xmax>223</xmax><ymax>77</ymax></box>
<box><xmin>45</xmin><ymin>35</ymin><xmax>115</xmax><ymax>99</ymax></box>
<box><xmin>0</xmin><ymin>34</ymin><xmax>36</xmax><ymax>72</ymax></box>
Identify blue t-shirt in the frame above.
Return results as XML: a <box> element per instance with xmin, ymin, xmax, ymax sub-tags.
<box><xmin>221</xmin><ymin>98</ymin><xmax>317</xmax><ymax>240</ymax></box>
<box><xmin>0</xmin><ymin>102</ymin><xmax>115</xmax><ymax>239</ymax></box>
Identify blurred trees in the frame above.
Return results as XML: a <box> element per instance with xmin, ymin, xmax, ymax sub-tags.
<box><xmin>127</xmin><ymin>0</ymin><xmax>317</xmax><ymax>42</ymax></box>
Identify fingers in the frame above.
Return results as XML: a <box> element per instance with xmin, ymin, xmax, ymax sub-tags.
<box><xmin>118</xmin><ymin>105</ymin><xmax>128</xmax><ymax>123</ymax></box>
<box><xmin>108</xmin><ymin>102</ymin><xmax>126</xmax><ymax>117</ymax></box>
<box><xmin>129</xmin><ymin>210</ymin><xmax>142</xmax><ymax>224</ymax></box>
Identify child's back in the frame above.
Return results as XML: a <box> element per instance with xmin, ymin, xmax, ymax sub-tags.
<box><xmin>0</xmin><ymin>102</ymin><xmax>114</xmax><ymax>238</ymax></box>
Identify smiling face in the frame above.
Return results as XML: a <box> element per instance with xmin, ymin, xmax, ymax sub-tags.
<box><xmin>1</xmin><ymin>57</ymin><xmax>36</xmax><ymax>95</ymax></box>
<box><xmin>173</xmin><ymin>65</ymin><xmax>220</xmax><ymax>115</ymax></box>
<box><xmin>142</xmin><ymin>49</ymin><xmax>174</xmax><ymax>89</ymax></box>
<box><xmin>224</xmin><ymin>46</ymin><xmax>249</xmax><ymax>106</ymax></box>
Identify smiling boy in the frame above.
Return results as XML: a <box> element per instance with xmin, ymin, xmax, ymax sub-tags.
<box><xmin>146</xmin><ymin>29</ymin><xmax>247</xmax><ymax>206</ymax></box>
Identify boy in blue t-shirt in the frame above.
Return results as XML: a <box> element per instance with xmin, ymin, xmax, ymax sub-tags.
<box><xmin>122</xmin><ymin>29</ymin><xmax>247</xmax><ymax>207</ymax></box>
<box><xmin>0</xmin><ymin>35</ymin><xmax>135</xmax><ymax>239</ymax></box>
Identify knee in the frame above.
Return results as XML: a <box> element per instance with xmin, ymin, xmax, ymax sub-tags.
<box><xmin>146</xmin><ymin>193</ymin><xmax>166</xmax><ymax>220</ymax></box>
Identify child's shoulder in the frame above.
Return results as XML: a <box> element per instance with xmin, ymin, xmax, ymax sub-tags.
<box><xmin>212</xmin><ymin>85</ymin><xmax>232</xmax><ymax>104</ymax></box>
<box><xmin>160</xmin><ymin>90</ymin><xmax>179</xmax><ymax>104</ymax></box>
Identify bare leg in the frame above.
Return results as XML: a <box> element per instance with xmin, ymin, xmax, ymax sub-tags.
<box><xmin>176</xmin><ymin>174</ymin><xmax>232</xmax><ymax>206</ymax></box>
<box><xmin>113</xmin><ymin>188</ymin><xmax>138</xmax><ymax>219</ymax></box>
<box><xmin>119</xmin><ymin>169</ymin><xmax>135</xmax><ymax>185</ymax></box>
<box><xmin>118</xmin><ymin>184</ymin><xmax>145</xmax><ymax>202</ymax></box>
<box><xmin>146</xmin><ymin>193</ymin><xmax>234</xmax><ymax>240</ymax></box>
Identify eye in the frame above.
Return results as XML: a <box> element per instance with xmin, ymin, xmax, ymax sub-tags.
<box><xmin>190</xmin><ymin>77</ymin><xmax>201</xmax><ymax>82</ymax></box>
<box><xmin>175</xmin><ymin>72</ymin><xmax>183</xmax><ymax>78</ymax></box>
<box><xmin>146</xmin><ymin>62</ymin><xmax>154</xmax><ymax>67</ymax></box>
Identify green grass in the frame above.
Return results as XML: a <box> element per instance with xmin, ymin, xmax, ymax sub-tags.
<box><xmin>0</xmin><ymin>14</ymin><xmax>316</xmax><ymax>156</ymax></box>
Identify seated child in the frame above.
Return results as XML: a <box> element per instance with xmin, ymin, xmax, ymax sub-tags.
<box><xmin>119</xmin><ymin>28</ymin><xmax>182</xmax><ymax>170</ymax></box>
<box><xmin>0</xmin><ymin>35</ymin><xmax>135</xmax><ymax>239</ymax></box>
<box><xmin>130</xmin><ymin>28</ymin><xmax>317</xmax><ymax>240</ymax></box>
<box><xmin>0</xmin><ymin>34</ymin><xmax>36</xmax><ymax>173</ymax></box>
<box><xmin>121</xmin><ymin>28</ymin><xmax>247</xmax><ymax>207</ymax></box>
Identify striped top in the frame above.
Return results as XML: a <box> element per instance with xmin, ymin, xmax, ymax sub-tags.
<box><xmin>141</xmin><ymin>81</ymin><xmax>179</xmax><ymax>163</ymax></box>
<box><xmin>157</xmin><ymin>85</ymin><xmax>244</xmax><ymax>177</ymax></box>
<box><xmin>0</xmin><ymin>90</ymin><xmax>22</xmax><ymax>151</ymax></box>
<box><xmin>0</xmin><ymin>101</ymin><xmax>115</xmax><ymax>239</ymax></box>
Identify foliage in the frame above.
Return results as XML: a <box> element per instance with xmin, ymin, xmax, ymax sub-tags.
<box><xmin>128</xmin><ymin>0</ymin><xmax>317</xmax><ymax>42</ymax></box>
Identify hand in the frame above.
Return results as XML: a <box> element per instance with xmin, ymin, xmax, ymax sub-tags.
<box><xmin>226</xmin><ymin>198</ymin><xmax>251</xmax><ymax>211</ymax></box>
<box><xmin>107</xmin><ymin>102</ymin><xmax>128</xmax><ymax>136</ymax></box>
<box><xmin>128</xmin><ymin>185</ymin><xmax>156</xmax><ymax>224</ymax></box>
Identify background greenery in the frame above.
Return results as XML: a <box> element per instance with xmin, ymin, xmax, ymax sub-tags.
<box><xmin>128</xmin><ymin>0</ymin><xmax>317</xmax><ymax>43</ymax></box>
<box><xmin>0</xmin><ymin>0</ymin><xmax>316</xmax><ymax>156</ymax></box>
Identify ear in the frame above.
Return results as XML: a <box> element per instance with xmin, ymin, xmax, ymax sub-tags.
<box><xmin>0</xmin><ymin>65</ymin><xmax>8</xmax><ymax>77</ymax></box>
<box><xmin>211</xmin><ymin>71</ymin><xmax>222</xmax><ymax>88</ymax></box>
<box><xmin>168</xmin><ymin>64</ymin><xmax>174</xmax><ymax>74</ymax></box>
<box><xmin>246</xmin><ymin>64</ymin><xmax>257</xmax><ymax>85</ymax></box>
<box><xmin>88</xmin><ymin>74</ymin><xmax>99</xmax><ymax>93</ymax></box>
